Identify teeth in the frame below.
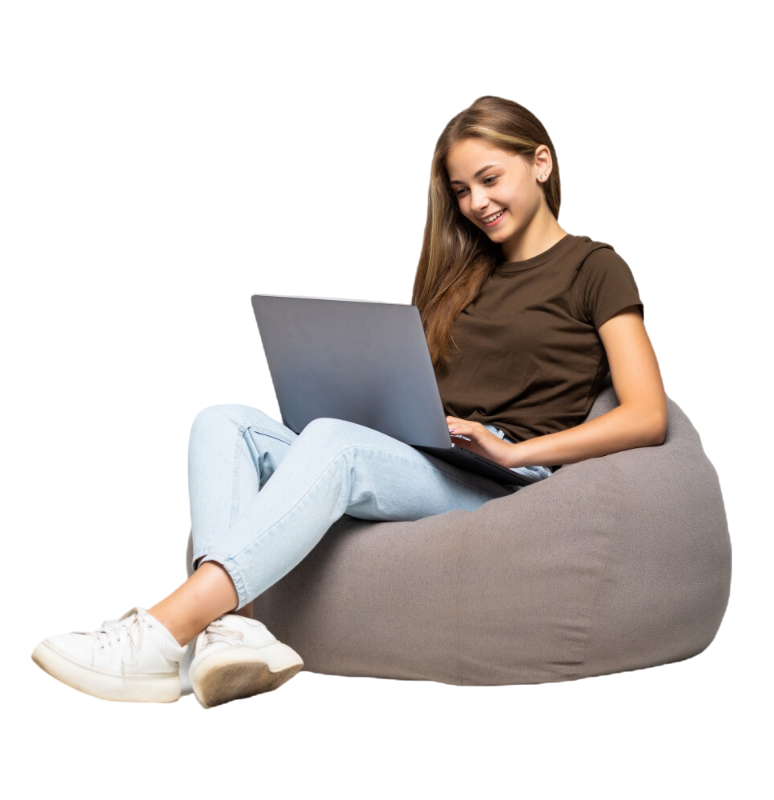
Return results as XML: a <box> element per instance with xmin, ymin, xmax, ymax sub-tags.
<box><xmin>483</xmin><ymin>210</ymin><xmax>505</xmax><ymax>223</ymax></box>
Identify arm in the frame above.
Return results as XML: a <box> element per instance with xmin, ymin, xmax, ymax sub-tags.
<box><xmin>446</xmin><ymin>306</ymin><xmax>668</xmax><ymax>469</ymax></box>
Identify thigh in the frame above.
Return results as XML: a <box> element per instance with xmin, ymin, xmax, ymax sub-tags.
<box><xmin>282</xmin><ymin>416</ymin><xmax>517</xmax><ymax>523</ymax></box>
<box><xmin>194</xmin><ymin>415</ymin><xmax>518</xmax><ymax>602</ymax></box>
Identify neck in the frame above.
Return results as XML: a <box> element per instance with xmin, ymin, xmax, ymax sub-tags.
<box><xmin>502</xmin><ymin>213</ymin><xmax>568</xmax><ymax>263</ymax></box>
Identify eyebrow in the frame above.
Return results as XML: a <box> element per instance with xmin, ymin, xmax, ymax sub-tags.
<box><xmin>448</xmin><ymin>164</ymin><xmax>499</xmax><ymax>185</ymax></box>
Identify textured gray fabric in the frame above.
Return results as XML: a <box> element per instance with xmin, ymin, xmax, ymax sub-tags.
<box><xmin>217</xmin><ymin>378</ymin><xmax>731</xmax><ymax>684</ymax></box>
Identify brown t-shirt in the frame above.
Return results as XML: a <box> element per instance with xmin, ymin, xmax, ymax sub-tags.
<box><xmin>434</xmin><ymin>233</ymin><xmax>643</xmax><ymax>444</ymax></box>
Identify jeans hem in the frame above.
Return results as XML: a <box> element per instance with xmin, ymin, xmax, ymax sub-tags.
<box><xmin>198</xmin><ymin>553</ymin><xmax>249</xmax><ymax>610</ymax></box>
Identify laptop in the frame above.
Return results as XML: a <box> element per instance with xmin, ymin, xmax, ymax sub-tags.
<box><xmin>250</xmin><ymin>294</ymin><xmax>537</xmax><ymax>487</ymax></box>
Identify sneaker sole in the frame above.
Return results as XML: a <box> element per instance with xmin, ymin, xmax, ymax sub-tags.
<box><xmin>31</xmin><ymin>641</ymin><xmax>181</xmax><ymax>703</ymax></box>
<box><xmin>190</xmin><ymin>641</ymin><xmax>304</xmax><ymax>709</ymax></box>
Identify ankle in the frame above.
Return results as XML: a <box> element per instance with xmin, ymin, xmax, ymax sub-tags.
<box><xmin>146</xmin><ymin>562</ymin><xmax>241</xmax><ymax>647</ymax></box>
<box><xmin>146</xmin><ymin>606</ymin><xmax>192</xmax><ymax>647</ymax></box>
<box><xmin>232</xmin><ymin>601</ymin><xmax>254</xmax><ymax>619</ymax></box>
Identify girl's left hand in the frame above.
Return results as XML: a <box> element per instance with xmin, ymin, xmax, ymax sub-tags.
<box><xmin>446</xmin><ymin>416</ymin><xmax>513</xmax><ymax>468</ymax></box>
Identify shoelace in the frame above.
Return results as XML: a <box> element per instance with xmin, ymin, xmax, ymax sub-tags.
<box><xmin>88</xmin><ymin>609</ymin><xmax>147</xmax><ymax>667</ymax></box>
<box><xmin>202</xmin><ymin>618</ymin><xmax>244</xmax><ymax>648</ymax></box>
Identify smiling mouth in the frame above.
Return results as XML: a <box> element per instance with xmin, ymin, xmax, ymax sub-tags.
<box><xmin>481</xmin><ymin>209</ymin><xmax>505</xmax><ymax>224</ymax></box>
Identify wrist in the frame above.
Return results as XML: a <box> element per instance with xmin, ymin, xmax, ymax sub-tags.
<box><xmin>505</xmin><ymin>440</ymin><xmax>532</xmax><ymax>469</ymax></box>
<box><xmin>505</xmin><ymin>436</ymin><xmax>555</xmax><ymax>469</ymax></box>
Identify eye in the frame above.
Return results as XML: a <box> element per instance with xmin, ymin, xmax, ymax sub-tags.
<box><xmin>483</xmin><ymin>175</ymin><xmax>497</xmax><ymax>185</ymax></box>
<box><xmin>453</xmin><ymin>187</ymin><xmax>468</xmax><ymax>196</ymax></box>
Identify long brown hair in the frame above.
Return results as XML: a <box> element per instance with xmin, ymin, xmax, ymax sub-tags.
<box><xmin>412</xmin><ymin>96</ymin><xmax>562</xmax><ymax>370</ymax></box>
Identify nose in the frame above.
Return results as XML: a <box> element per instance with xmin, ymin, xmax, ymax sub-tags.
<box><xmin>469</xmin><ymin>185</ymin><xmax>489</xmax><ymax>211</ymax></box>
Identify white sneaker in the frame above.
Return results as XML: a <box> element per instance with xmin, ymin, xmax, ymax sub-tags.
<box><xmin>31</xmin><ymin>607</ymin><xmax>186</xmax><ymax>703</ymax></box>
<box><xmin>189</xmin><ymin>614</ymin><xmax>304</xmax><ymax>709</ymax></box>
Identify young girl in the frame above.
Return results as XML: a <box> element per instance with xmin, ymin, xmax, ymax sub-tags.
<box><xmin>32</xmin><ymin>96</ymin><xmax>667</xmax><ymax>708</ymax></box>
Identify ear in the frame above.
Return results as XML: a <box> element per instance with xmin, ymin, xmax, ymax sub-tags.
<box><xmin>532</xmin><ymin>144</ymin><xmax>554</xmax><ymax>183</ymax></box>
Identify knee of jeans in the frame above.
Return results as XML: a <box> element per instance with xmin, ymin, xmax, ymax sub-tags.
<box><xmin>190</xmin><ymin>404</ymin><xmax>265</xmax><ymax>438</ymax></box>
<box><xmin>189</xmin><ymin>403</ymin><xmax>228</xmax><ymax>434</ymax></box>
<box><xmin>299</xmin><ymin>417</ymin><xmax>365</xmax><ymax>451</ymax></box>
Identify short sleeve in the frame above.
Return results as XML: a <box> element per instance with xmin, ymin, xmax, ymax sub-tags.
<box><xmin>577</xmin><ymin>247</ymin><xmax>644</xmax><ymax>329</ymax></box>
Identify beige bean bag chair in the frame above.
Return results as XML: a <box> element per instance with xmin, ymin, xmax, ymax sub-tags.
<box><xmin>196</xmin><ymin>377</ymin><xmax>731</xmax><ymax>684</ymax></box>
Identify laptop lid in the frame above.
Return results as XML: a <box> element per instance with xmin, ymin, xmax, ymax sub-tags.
<box><xmin>251</xmin><ymin>294</ymin><xmax>451</xmax><ymax>447</ymax></box>
<box><xmin>251</xmin><ymin>294</ymin><xmax>537</xmax><ymax>487</ymax></box>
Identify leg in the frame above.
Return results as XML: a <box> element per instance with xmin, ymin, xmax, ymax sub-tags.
<box><xmin>152</xmin><ymin>409</ymin><xmax>516</xmax><ymax>642</ymax></box>
<box><xmin>186</xmin><ymin>403</ymin><xmax>301</xmax><ymax>623</ymax></box>
<box><xmin>151</xmin><ymin>403</ymin><xmax>298</xmax><ymax>642</ymax></box>
<box><xmin>32</xmin><ymin>409</ymin><xmax>516</xmax><ymax>704</ymax></box>
<box><xmin>148</xmin><ymin>562</ymin><xmax>237</xmax><ymax>645</ymax></box>
<box><xmin>196</xmin><ymin>415</ymin><xmax>516</xmax><ymax>609</ymax></box>
<box><xmin>186</xmin><ymin>404</ymin><xmax>299</xmax><ymax>573</ymax></box>
<box><xmin>31</xmin><ymin>404</ymin><xmax>302</xmax><ymax>704</ymax></box>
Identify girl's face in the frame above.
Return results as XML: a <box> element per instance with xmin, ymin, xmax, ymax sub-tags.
<box><xmin>445</xmin><ymin>138</ymin><xmax>551</xmax><ymax>258</ymax></box>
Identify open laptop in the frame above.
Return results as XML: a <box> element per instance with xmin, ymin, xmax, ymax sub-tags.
<box><xmin>251</xmin><ymin>294</ymin><xmax>537</xmax><ymax>487</ymax></box>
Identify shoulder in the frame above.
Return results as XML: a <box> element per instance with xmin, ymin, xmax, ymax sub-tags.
<box><xmin>574</xmin><ymin>237</ymin><xmax>638</xmax><ymax>287</ymax></box>
<box><xmin>558</xmin><ymin>235</ymin><xmax>633</xmax><ymax>284</ymax></box>
<box><xmin>571</xmin><ymin>237</ymin><xmax>643</xmax><ymax>327</ymax></box>
<box><xmin>572</xmin><ymin>236</ymin><xmax>628</xmax><ymax>271</ymax></box>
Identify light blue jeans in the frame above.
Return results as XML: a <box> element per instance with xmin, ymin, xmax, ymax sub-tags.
<box><xmin>189</xmin><ymin>405</ymin><xmax>553</xmax><ymax>609</ymax></box>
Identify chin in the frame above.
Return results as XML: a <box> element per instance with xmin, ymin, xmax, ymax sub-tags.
<box><xmin>485</xmin><ymin>225</ymin><xmax>511</xmax><ymax>241</ymax></box>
